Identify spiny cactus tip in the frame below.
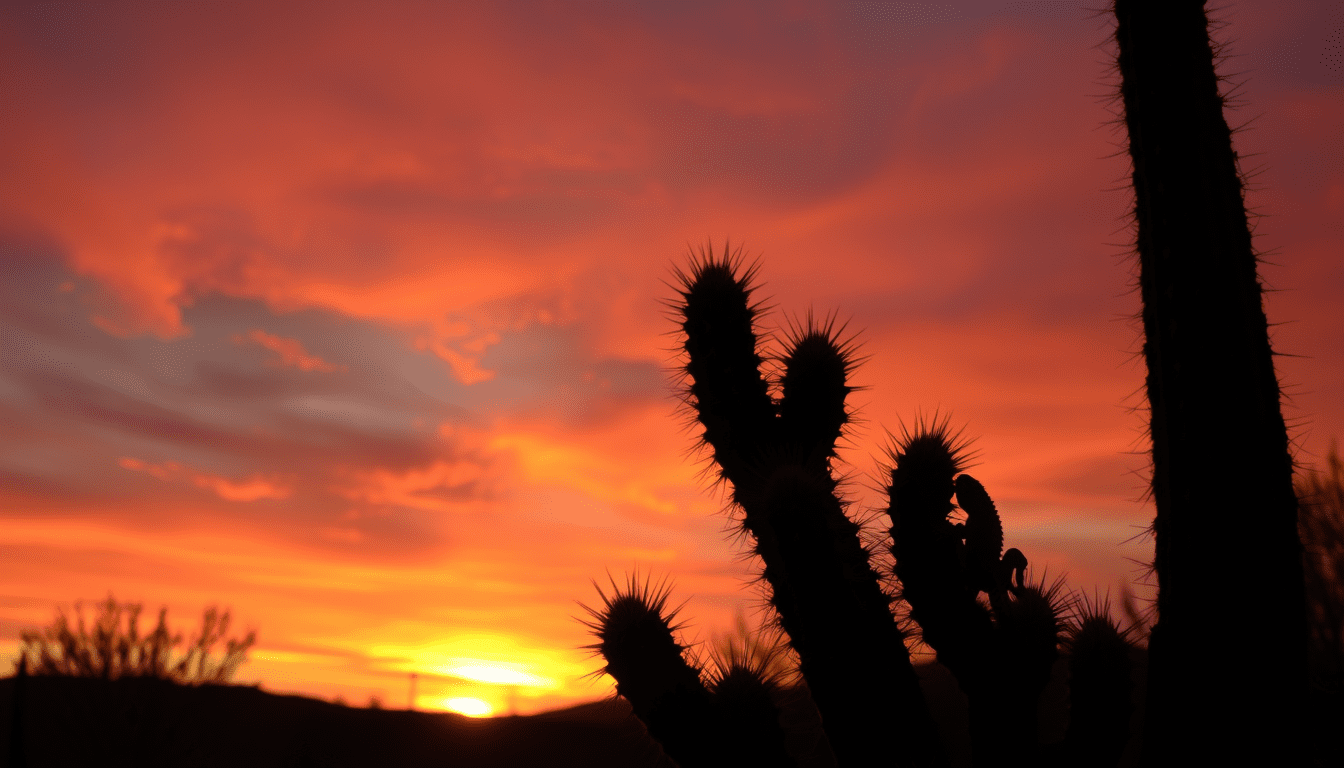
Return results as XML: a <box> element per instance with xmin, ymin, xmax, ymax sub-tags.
<box><xmin>885</xmin><ymin>410</ymin><xmax>979</xmax><ymax>481</ymax></box>
<box><xmin>671</xmin><ymin>239</ymin><xmax>761</xmax><ymax>303</ymax></box>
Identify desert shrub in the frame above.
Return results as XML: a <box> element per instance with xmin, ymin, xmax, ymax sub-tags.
<box><xmin>15</xmin><ymin>594</ymin><xmax>256</xmax><ymax>684</ymax></box>
<box><xmin>1298</xmin><ymin>443</ymin><xmax>1344</xmax><ymax>691</ymax></box>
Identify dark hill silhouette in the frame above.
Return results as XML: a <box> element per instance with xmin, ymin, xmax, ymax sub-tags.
<box><xmin>0</xmin><ymin>675</ymin><xmax>673</xmax><ymax>768</ymax></box>
<box><xmin>2</xmin><ymin>652</ymin><xmax>1153</xmax><ymax>768</ymax></box>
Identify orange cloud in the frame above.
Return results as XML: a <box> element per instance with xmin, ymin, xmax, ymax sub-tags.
<box><xmin>192</xmin><ymin>473</ymin><xmax>292</xmax><ymax>503</ymax></box>
<box><xmin>119</xmin><ymin>456</ymin><xmax>291</xmax><ymax>503</ymax></box>
<box><xmin>415</xmin><ymin>334</ymin><xmax>497</xmax><ymax>385</ymax></box>
<box><xmin>117</xmin><ymin>456</ymin><xmax>181</xmax><ymax>481</ymax></box>
<box><xmin>236</xmin><ymin>329</ymin><xmax>347</xmax><ymax>372</ymax></box>
<box><xmin>337</xmin><ymin>458</ymin><xmax>494</xmax><ymax>514</ymax></box>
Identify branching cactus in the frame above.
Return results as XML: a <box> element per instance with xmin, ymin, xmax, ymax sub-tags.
<box><xmin>671</xmin><ymin>243</ymin><xmax>944</xmax><ymax>767</ymax></box>
<box><xmin>583</xmin><ymin>248</ymin><xmax>1138</xmax><ymax>767</ymax></box>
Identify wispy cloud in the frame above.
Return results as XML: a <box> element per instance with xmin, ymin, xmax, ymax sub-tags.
<box><xmin>235</xmin><ymin>329</ymin><xmax>348</xmax><ymax>373</ymax></box>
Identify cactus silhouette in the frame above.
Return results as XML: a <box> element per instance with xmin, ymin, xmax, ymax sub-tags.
<box><xmin>1111</xmin><ymin>2</ymin><xmax>1308</xmax><ymax>764</ymax></box>
<box><xmin>583</xmin><ymin>248</ymin><xmax>1138</xmax><ymax>767</ymax></box>
<box><xmin>583</xmin><ymin>3</ymin><xmax>1314</xmax><ymax>764</ymax></box>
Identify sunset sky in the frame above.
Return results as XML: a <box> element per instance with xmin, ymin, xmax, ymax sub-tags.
<box><xmin>2</xmin><ymin>0</ymin><xmax>1341</xmax><ymax>717</ymax></box>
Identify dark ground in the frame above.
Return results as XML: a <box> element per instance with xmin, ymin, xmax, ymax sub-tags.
<box><xmin>0</xmin><ymin>675</ymin><xmax>675</xmax><ymax>768</ymax></box>
<box><xmin>0</xmin><ymin>654</ymin><xmax>1153</xmax><ymax>768</ymax></box>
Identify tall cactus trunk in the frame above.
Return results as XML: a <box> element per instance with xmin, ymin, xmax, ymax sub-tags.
<box><xmin>1112</xmin><ymin>2</ymin><xmax>1308</xmax><ymax>763</ymax></box>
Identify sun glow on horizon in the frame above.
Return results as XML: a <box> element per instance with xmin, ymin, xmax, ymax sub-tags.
<box><xmin>436</xmin><ymin>660</ymin><xmax>556</xmax><ymax>688</ymax></box>
<box><xmin>443</xmin><ymin>696</ymin><xmax>493</xmax><ymax>717</ymax></box>
<box><xmin>370</xmin><ymin>634</ymin><xmax>575</xmax><ymax>695</ymax></box>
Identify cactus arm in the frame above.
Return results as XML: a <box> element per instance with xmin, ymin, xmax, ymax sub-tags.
<box><xmin>991</xmin><ymin>577</ymin><xmax>1068</xmax><ymax>765</ymax></box>
<box><xmin>674</xmin><ymin>243</ymin><xmax>777</xmax><ymax>491</ymax></box>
